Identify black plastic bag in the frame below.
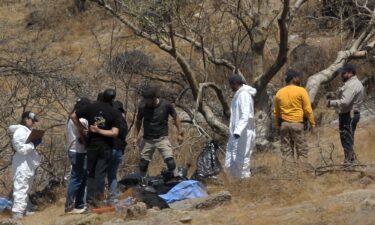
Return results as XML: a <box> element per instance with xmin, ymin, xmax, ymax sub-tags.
<box><xmin>191</xmin><ymin>140</ymin><xmax>221</xmax><ymax>180</ymax></box>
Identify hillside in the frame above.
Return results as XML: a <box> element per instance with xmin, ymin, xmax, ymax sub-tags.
<box><xmin>0</xmin><ymin>0</ymin><xmax>375</xmax><ymax>225</ymax></box>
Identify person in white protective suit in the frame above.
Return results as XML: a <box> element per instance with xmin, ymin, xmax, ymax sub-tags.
<box><xmin>225</xmin><ymin>74</ymin><xmax>257</xmax><ymax>179</ymax></box>
<box><xmin>8</xmin><ymin>111</ymin><xmax>42</xmax><ymax>219</ymax></box>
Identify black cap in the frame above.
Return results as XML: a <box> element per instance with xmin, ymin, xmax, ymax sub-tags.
<box><xmin>97</xmin><ymin>92</ymin><xmax>104</xmax><ymax>102</ymax></box>
<box><xmin>337</xmin><ymin>64</ymin><xmax>356</xmax><ymax>75</ymax></box>
<box><xmin>284</xmin><ymin>70</ymin><xmax>302</xmax><ymax>83</ymax></box>
<box><xmin>103</xmin><ymin>88</ymin><xmax>116</xmax><ymax>103</ymax></box>
<box><xmin>22</xmin><ymin>111</ymin><xmax>39</xmax><ymax>122</ymax></box>
<box><xmin>228</xmin><ymin>74</ymin><xmax>245</xmax><ymax>85</ymax></box>
<box><xmin>77</xmin><ymin>97</ymin><xmax>90</xmax><ymax>105</ymax></box>
<box><xmin>75</xmin><ymin>97</ymin><xmax>91</xmax><ymax>111</ymax></box>
<box><xmin>113</xmin><ymin>100</ymin><xmax>125</xmax><ymax>113</ymax></box>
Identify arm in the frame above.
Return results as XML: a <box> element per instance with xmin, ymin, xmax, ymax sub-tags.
<box><xmin>169</xmin><ymin>103</ymin><xmax>184</xmax><ymax>144</ymax></box>
<box><xmin>132</xmin><ymin>119</ymin><xmax>142</xmax><ymax>148</ymax></box>
<box><xmin>301</xmin><ymin>89</ymin><xmax>316</xmax><ymax>128</ymax></box>
<box><xmin>12</xmin><ymin>129</ymin><xmax>36</xmax><ymax>155</ymax></box>
<box><xmin>273</xmin><ymin>96</ymin><xmax>281</xmax><ymax>129</ymax></box>
<box><xmin>122</xmin><ymin>113</ymin><xmax>128</xmax><ymax>140</ymax></box>
<box><xmin>133</xmin><ymin>119</ymin><xmax>142</xmax><ymax>139</ymax></box>
<box><xmin>174</xmin><ymin>115</ymin><xmax>184</xmax><ymax>144</ymax></box>
<box><xmin>174</xmin><ymin>116</ymin><xmax>183</xmax><ymax>136</ymax></box>
<box><xmin>70</xmin><ymin>112</ymin><xmax>87</xmax><ymax>140</ymax></box>
<box><xmin>329</xmin><ymin>84</ymin><xmax>356</xmax><ymax>110</ymax></box>
<box><xmin>233</xmin><ymin>92</ymin><xmax>252</xmax><ymax>137</ymax></box>
<box><xmin>90</xmin><ymin>125</ymin><xmax>119</xmax><ymax>138</ymax></box>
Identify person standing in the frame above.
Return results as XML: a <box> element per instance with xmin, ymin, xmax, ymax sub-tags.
<box><xmin>65</xmin><ymin>97</ymin><xmax>90</xmax><ymax>213</ymax></box>
<box><xmin>225</xmin><ymin>74</ymin><xmax>257</xmax><ymax>179</ymax></box>
<box><xmin>274</xmin><ymin>70</ymin><xmax>315</xmax><ymax>162</ymax></box>
<box><xmin>107</xmin><ymin>100</ymin><xmax>128</xmax><ymax>202</ymax></box>
<box><xmin>8</xmin><ymin>111</ymin><xmax>42</xmax><ymax>219</ymax></box>
<box><xmin>71</xmin><ymin>89</ymin><xmax>119</xmax><ymax>207</ymax></box>
<box><xmin>133</xmin><ymin>86</ymin><xmax>183</xmax><ymax>181</ymax></box>
<box><xmin>327</xmin><ymin>64</ymin><xmax>364</xmax><ymax>164</ymax></box>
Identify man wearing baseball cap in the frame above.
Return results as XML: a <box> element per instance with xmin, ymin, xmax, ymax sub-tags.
<box><xmin>8</xmin><ymin>111</ymin><xmax>42</xmax><ymax>219</ymax></box>
<box><xmin>327</xmin><ymin>64</ymin><xmax>364</xmax><ymax>164</ymax></box>
<box><xmin>274</xmin><ymin>70</ymin><xmax>316</xmax><ymax>163</ymax></box>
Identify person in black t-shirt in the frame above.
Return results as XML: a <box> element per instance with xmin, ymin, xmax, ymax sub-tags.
<box><xmin>71</xmin><ymin>88</ymin><xmax>119</xmax><ymax>207</ymax></box>
<box><xmin>133</xmin><ymin>86</ymin><xmax>183</xmax><ymax>180</ymax></box>
<box><xmin>107</xmin><ymin>100</ymin><xmax>128</xmax><ymax>203</ymax></box>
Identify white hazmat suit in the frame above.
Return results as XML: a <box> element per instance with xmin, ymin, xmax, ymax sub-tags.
<box><xmin>8</xmin><ymin>125</ymin><xmax>40</xmax><ymax>214</ymax></box>
<box><xmin>225</xmin><ymin>85</ymin><xmax>257</xmax><ymax>179</ymax></box>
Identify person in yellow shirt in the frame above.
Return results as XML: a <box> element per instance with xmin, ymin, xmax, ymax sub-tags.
<box><xmin>274</xmin><ymin>70</ymin><xmax>315</xmax><ymax>162</ymax></box>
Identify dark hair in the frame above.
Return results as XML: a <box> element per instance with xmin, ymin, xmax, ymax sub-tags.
<box><xmin>228</xmin><ymin>74</ymin><xmax>245</xmax><ymax>85</ymax></box>
<box><xmin>142</xmin><ymin>86</ymin><xmax>160</xmax><ymax>99</ymax></box>
<box><xmin>68</xmin><ymin>97</ymin><xmax>91</xmax><ymax>122</ymax></box>
<box><xmin>284</xmin><ymin>70</ymin><xmax>302</xmax><ymax>83</ymax></box>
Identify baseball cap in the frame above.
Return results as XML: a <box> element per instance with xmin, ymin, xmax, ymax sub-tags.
<box><xmin>113</xmin><ymin>100</ymin><xmax>125</xmax><ymax>113</ymax></box>
<box><xmin>22</xmin><ymin>111</ymin><xmax>39</xmax><ymax>122</ymax></box>
<box><xmin>76</xmin><ymin>97</ymin><xmax>90</xmax><ymax>105</ymax></box>
<box><xmin>74</xmin><ymin>97</ymin><xmax>91</xmax><ymax>111</ymax></box>
<box><xmin>284</xmin><ymin>70</ymin><xmax>302</xmax><ymax>83</ymax></box>
<box><xmin>336</xmin><ymin>64</ymin><xmax>356</xmax><ymax>75</ymax></box>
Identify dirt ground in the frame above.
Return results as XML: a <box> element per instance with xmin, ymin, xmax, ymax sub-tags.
<box><xmin>1</xmin><ymin>119</ymin><xmax>374</xmax><ymax>225</ymax></box>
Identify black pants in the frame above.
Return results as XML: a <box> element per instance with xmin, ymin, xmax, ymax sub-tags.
<box><xmin>339</xmin><ymin>112</ymin><xmax>360</xmax><ymax>162</ymax></box>
<box><xmin>86</xmin><ymin>144</ymin><xmax>111</xmax><ymax>207</ymax></box>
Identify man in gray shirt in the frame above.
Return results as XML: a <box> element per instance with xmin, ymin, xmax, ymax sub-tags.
<box><xmin>327</xmin><ymin>64</ymin><xmax>364</xmax><ymax>164</ymax></box>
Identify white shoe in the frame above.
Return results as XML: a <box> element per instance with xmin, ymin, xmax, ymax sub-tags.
<box><xmin>25</xmin><ymin>211</ymin><xmax>35</xmax><ymax>216</ymax></box>
<box><xmin>68</xmin><ymin>207</ymin><xmax>87</xmax><ymax>214</ymax></box>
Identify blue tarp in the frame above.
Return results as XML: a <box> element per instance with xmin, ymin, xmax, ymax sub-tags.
<box><xmin>159</xmin><ymin>180</ymin><xmax>208</xmax><ymax>204</ymax></box>
<box><xmin>0</xmin><ymin>197</ymin><xmax>12</xmax><ymax>211</ymax></box>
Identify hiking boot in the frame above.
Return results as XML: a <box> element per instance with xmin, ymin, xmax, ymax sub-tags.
<box><xmin>12</xmin><ymin>212</ymin><xmax>24</xmax><ymax>220</ymax></box>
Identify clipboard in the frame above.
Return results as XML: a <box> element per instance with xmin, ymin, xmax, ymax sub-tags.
<box><xmin>26</xmin><ymin>129</ymin><xmax>45</xmax><ymax>143</ymax></box>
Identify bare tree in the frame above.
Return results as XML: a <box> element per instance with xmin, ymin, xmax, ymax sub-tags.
<box><xmin>88</xmin><ymin>0</ymin><xmax>308</xmax><ymax>146</ymax></box>
<box><xmin>0</xmin><ymin>35</ymin><xmax>88</xmax><ymax>193</ymax></box>
<box><xmin>306</xmin><ymin>1</ymin><xmax>375</xmax><ymax>104</ymax></box>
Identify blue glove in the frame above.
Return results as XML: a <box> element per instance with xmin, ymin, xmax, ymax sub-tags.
<box><xmin>233</xmin><ymin>134</ymin><xmax>240</xmax><ymax>139</ymax></box>
<box><xmin>32</xmin><ymin>138</ymin><xmax>42</xmax><ymax>147</ymax></box>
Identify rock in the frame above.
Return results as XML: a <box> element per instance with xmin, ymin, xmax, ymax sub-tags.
<box><xmin>0</xmin><ymin>219</ymin><xmax>24</xmax><ymax>225</ymax></box>
<box><xmin>126</xmin><ymin>202</ymin><xmax>147</xmax><ymax>218</ymax></box>
<box><xmin>360</xmin><ymin>198</ymin><xmax>375</xmax><ymax>211</ymax></box>
<box><xmin>170</xmin><ymin>191</ymin><xmax>232</xmax><ymax>210</ymax></box>
<box><xmin>179</xmin><ymin>216</ymin><xmax>192</xmax><ymax>223</ymax></box>
<box><xmin>358</xmin><ymin>177</ymin><xmax>373</xmax><ymax>187</ymax></box>
<box><xmin>195</xmin><ymin>191</ymin><xmax>231</xmax><ymax>209</ymax></box>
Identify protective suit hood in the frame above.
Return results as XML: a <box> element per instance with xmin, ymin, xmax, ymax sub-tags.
<box><xmin>236</xmin><ymin>84</ymin><xmax>257</xmax><ymax>97</ymax></box>
<box><xmin>8</xmin><ymin>124</ymin><xmax>28</xmax><ymax>136</ymax></box>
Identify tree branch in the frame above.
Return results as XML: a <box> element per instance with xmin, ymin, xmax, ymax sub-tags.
<box><xmin>253</xmin><ymin>0</ymin><xmax>290</xmax><ymax>96</ymax></box>
<box><xmin>306</xmin><ymin>29</ymin><xmax>375</xmax><ymax>104</ymax></box>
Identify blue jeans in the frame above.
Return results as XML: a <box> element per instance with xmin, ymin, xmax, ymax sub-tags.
<box><xmin>65</xmin><ymin>151</ymin><xmax>87</xmax><ymax>210</ymax></box>
<box><xmin>107</xmin><ymin>149</ymin><xmax>123</xmax><ymax>196</ymax></box>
